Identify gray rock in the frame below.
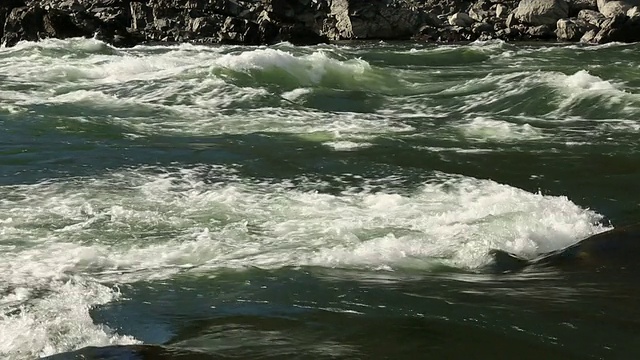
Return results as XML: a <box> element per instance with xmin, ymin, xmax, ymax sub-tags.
<box><xmin>2</xmin><ymin>6</ymin><xmax>45</xmax><ymax>47</ymax></box>
<box><xmin>219</xmin><ymin>16</ymin><xmax>259</xmax><ymax>44</ymax></box>
<box><xmin>578</xmin><ymin>9</ymin><xmax>606</xmax><ymax>26</ymax></box>
<box><xmin>556</xmin><ymin>17</ymin><xmax>594</xmax><ymax>40</ymax></box>
<box><xmin>42</xmin><ymin>8</ymin><xmax>85</xmax><ymax>38</ymax></box>
<box><xmin>129</xmin><ymin>2</ymin><xmax>149</xmax><ymax>31</ymax></box>
<box><xmin>468</xmin><ymin>0</ymin><xmax>493</xmax><ymax>21</ymax></box>
<box><xmin>592</xmin><ymin>11</ymin><xmax>640</xmax><ymax>42</ymax></box>
<box><xmin>495</xmin><ymin>26</ymin><xmax>522</xmax><ymax>40</ymax></box>
<box><xmin>515</xmin><ymin>0</ymin><xmax>569</xmax><ymax>27</ymax></box>
<box><xmin>600</xmin><ymin>0</ymin><xmax>633</xmax><ymax>17</ymax></box>
<box><xmin>2</xmin><ymin>0</ymin><xmax>640</xmax><ymax>47</ymax></box>
<box><xmin>580</xmin><ymin>28</ymin><xmax>597</xmax><ymax>41</ymax></box>
<box><xmin>527</xmin><ymin>23</ymin><xmax>555</xmax><ymax>37</ymax></box>
<box><xmin>567</xmin><ymin>0</ymin><xmax>597</xmax><ymax>15</ymax></box>
<box><xmin>471</xmin><ymin>21</ymin><xmax>494</xmax><ymax>34</ymax></box>
<box><xmin>597</xmin><ymin>0</ymin><xmax>640</xmax><ymax>16</ymax></box>
<box><xmin>506</xmin><ymin>12</ymin><xmax>518</xmax><ymax>27</ymax></box>
<box><xmin>328</xmin><ymin>0</ymin><xmax>430</xmax><ymax>40</ymax></box>
<box><xmin>495</xmin><ymin>4</ymin><xmax>509</xmax><ymax>18</ymax></box>
<box><xmin>448</xmin><ymin>12</ymin><xmax>475</xmax><ymax>26</ymax></box>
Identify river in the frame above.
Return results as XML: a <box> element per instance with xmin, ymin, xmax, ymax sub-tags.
<box><xmin>1</xmin><ymin>38</ymin><xmax>639</xmax><ymax>359</ymax></box>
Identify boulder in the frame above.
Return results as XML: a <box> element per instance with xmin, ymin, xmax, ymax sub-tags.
<box><xmin>506</xmin><ymin>12</ymin><xmax>518</xmax><ymax>27</ymax></box>
<box><xmin>219</xmin><ymin>16</ymin><xmax>259</xmax><ymax>44</ymax></box>
<box><xmin>495</xmin><ymin>26</ymin><xmax>523</xmax><ymax>40</ymax></box>
<box><xmin>328</xmin><ymin>0</ymin><xmax>430</xmax><ymax>40</ymax></box>
<box><xmin>448</xmin><ymin>12</ymin><xmax>475</xmax><ymax>26</ymax></box>
<box><xmin>556</xmin><ymin>17</ymin><xmax>594</xmax><ymax>40</ymax></box>
<box><xmin>42</xmin><ymin>8</ymin><xmax>86</xmax><ymax>38</ymax></box>
<box><xmin>600</xmin><ymin>0</ymin><xmax>633</xmax><ymax>17</ymax></box>
<box><xmin>495</xmin><ymin>4</ymin><xmax>509</xmax><ymax>18</ymax></box>
<box><xmin>567</xmin><ymin>0</ymin><xmax>597</xmax><ymax>15</ymax></box>
<box><xmin>597</xmin><ymin>0</ymin><xmax>640</xmax><ymax>17</ymax></box>
<box><xmin>278</xmin><ymin>23</ymin><xmax>328</xmax><ymax>45</ymax></box>
<box><xmin>578</xmin><ymin>8</ymin><xmax>606</xmax><ymax>26</ymax></box>
<box><xmin>471</xmin><ymin>21</ymin><xmax>494</xmax><ymax>35</ymax></box>
<box><xmin>514</xmin><ymin>0</ymin><xmax>569</xmax><ymax>27</ymax></box>
<box><xmin>526</xmin><ymin>23</ymin><xmax>555</xmax><ymax>37</ymax></box>
<box><xmin>580</xmin><ymin>27</ymin><xmax>597</xmax><ymax>41</ymax></box>
<box><xmin>2</xmin><ymin>6</ymin><xmax>45</xmax><ymax>47</ymax></box>
<box><xmin>592</xmin><ymin>11</ymin><xmax>640</xmax><ymax>42</ymax></box>
<box><xmin>468</xmin><ymin>0</ymin><xmax>493</xmax><ymax>21</ymax></box>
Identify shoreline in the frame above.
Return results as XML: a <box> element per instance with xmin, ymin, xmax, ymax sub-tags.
<box><xmin>2</xmin><ymin>0</ymin><xmax>640</xmax><ymax>48</ymax></box>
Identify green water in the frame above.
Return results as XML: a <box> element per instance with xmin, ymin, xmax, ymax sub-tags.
<box><xmin>0</xmin><ymin>38</ymin><xmax>639</xmax><ymax>359</ymax></box>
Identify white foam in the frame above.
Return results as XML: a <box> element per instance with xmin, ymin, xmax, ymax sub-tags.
<box><xmin>0</xmin><ymin>167</ymin><xmax>608</xmax><ymax>275</ymax></box>
<box><xmin>0</xmin><ymin>279</ymin><xmax>139</xmax><ymax>359</ymax></box>
<box><xmin>598</xmin><ymin>119</ymin><xmax>640</xmax><ymax>132</ymax></box>
<box><xmin>563</xmin><ymin>70</ymin><xmax>617</xmax><ymax>91</ymax></box>
<box><xmin>214</xmin><ymin>48</ymin><xmax>374</xmax><ymax>87</ymax></box>
<box><xmin>0</xmin><ymin>164</ymin><xmax>610</xmax><ymax>356</ymax></box>
<box><xmin>0</xmin><ymin>42</ymin><xmax>409</xmax><ymax>141</ymax></box>
<box><xmin>281</xmin><ymin>88</ymin><xmax>312</xmax><ymax>102</ymax></box>
<box><xmin>323</xmin><ymin>141</ymin><xmax>373</xmax><ymax>151</ymax></box>
<box><xmin>460</xmin><ymin>117</ymin><xmax>542</xmax><ymax>141</ymax></box>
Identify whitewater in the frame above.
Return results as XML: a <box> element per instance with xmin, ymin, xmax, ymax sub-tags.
<box><xmin>1</xmin><ymin>38</ymin><xmax>639</xmax><ymax>359</ymax></box>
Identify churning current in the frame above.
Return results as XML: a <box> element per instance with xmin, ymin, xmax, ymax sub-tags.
<box><xmin>0</xmin><ymin>38</ymin><xmax>639</xmax><ymax>359</ymax></box>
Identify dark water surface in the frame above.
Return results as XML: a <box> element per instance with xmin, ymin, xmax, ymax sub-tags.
<box><xmin>1</xmin><ymin>39</ymin><xmax>639</xmax><ymax>359</ymax></box>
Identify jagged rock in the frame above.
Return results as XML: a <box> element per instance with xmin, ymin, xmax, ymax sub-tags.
<box><xmin>628</xmin><ymin>5</ymin><xmax>640</xmax><ymax>15</ymax></box>
<box><xmin>515</xmin><ymin>0</ymin><xmax>569</xmax><ymax>27</ymax></box>
<box><xmin>187</xmin><ymin>15</ymin><xmax>223</xmax><ymax>36</ymax></box>
<box><xmin>471</xmin><ymin>20</ymin><xmax>494</xmax><ymax>34</ymax></box>
<box><xmin>495</xmin><ymin>26</ymin><xmax>522</xmax><ymax>39</ymax></box>
<box><xmin>526</xmin><ymin>23</ymin><xmax>555</xmax><ymax>37</ymax></box>
<box><xmin>414</xmin><ymin>24</ymin><xmax>439</xmax><ymax>41</ymax></box>
<box><xmin>3</xmin><ymin>0</ymin><xmax>640</xmax><ymax>47</ymax></box>
<box><xmin>597</xmin><ymin>0</ymin><xmax>640</xmax><ymax>16</ymax></box>
<box><xmin>599</xmin><ymin>0</ymin><xmax>633</xmax><ymax>16</ymax></box>
<box><xmin>328</xmin><ymin>0</ymin><xmax>430</xmax><ymax>40</ymax></box>
<box><xmin>415</xmin><ymin>23</ymin><xmax>476</xmax><ymax>42</ymax></box>
<box><xmin>468</xmin><ymin>0</ymin><xmax>493</xmax><ymax>21</ymax></box>
<box><xmin>440</xmin><ymin>25</ymin><xmax>475</xmax><ymax>41</ymax></box>
<box><xmin>578</xmin><ymin>9</ymin><xmax>605</xmax><ymax>26</ymax></box>
<box><xmin>580</xmin><ymin>27</ymin><xmax>597</xmax><ymax>41</ymax></box>
<box><xmin>567</xmin><ymin>0</ymin><xmax>597</xmax><ymax>15</ymax></box>
<box><xmin>495</xmin><ymin>4</ymin><xmax>509</xmax><ymax>18</ymax></box>
<box><xmin>219</xmin><ymin>16</ymin><xmax>259</xmax><ymax>44</ymax></box>
<box><xmin>592</xmin><ymin>11</ymin><xmax>640</xmax><ymax>42</ymax></box>
<box><xmin>42</xmin><ymin>8</ymin><xmax>85</xmax><ymax>38</ymax></box>
<box><xmin>278</xmin><ymin>22</ymin><xmax>328</xmax><ymax>45</ymax></box>
<box><xmin>448</xmin><ymin>12</ymin><xmax>475</xmax><ymax>26</ymax></box>
<box><xmin>506</xmin><ymin>12</ymin><xmax>518</xmax><ymax>27</ymax></box>
<box><xmin>129</xmin><ymin>2</ymin><xmax>150</xmax><ymax>31</ymax></box>
<box><xmin>556</xmin><ymin>17</ymin><xmax>594</xmax><ymax>40</ymax></box>
<box><xmin>2</xmin><ymin>6</ymin><xmax>45</xmax><ymax>47</ymax></box>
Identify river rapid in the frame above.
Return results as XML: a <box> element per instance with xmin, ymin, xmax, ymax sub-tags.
<box><xmin>1</xmin><ymin>38</ymin><xmax>639</xmax><ymax>359</ymax></box>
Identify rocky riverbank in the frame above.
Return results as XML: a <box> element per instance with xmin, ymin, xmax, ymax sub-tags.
<box><xmin>1</xmin><ymin>0</ymin><xmax>639</xmax><ymax>47</ymax></box>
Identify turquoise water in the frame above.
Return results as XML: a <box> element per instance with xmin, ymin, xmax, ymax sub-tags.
<box><xmin>1</xmin><ymin>39</ymin><xmax>639</xmax><ymax>359</ymax></box>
